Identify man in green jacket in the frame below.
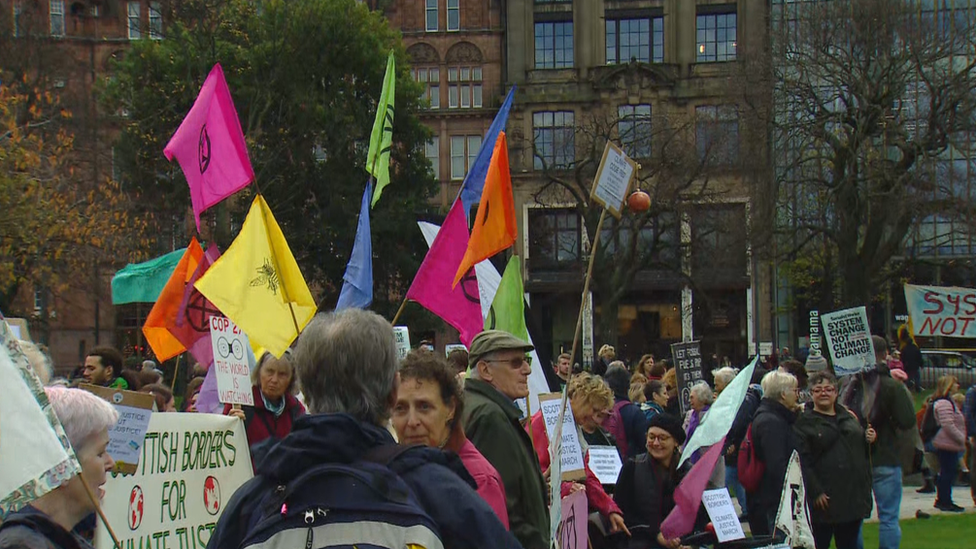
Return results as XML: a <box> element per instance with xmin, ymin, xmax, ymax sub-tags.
<box><xmin>462</xmin><ymin>330</ymin><xmax>549</xmax><ymax>549</ymax></box>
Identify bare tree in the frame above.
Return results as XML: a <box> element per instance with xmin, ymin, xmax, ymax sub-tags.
<box><xmin>767</xmin><ymin>0</ymin><xmax>976</xmax><ymax>309</ymax></box>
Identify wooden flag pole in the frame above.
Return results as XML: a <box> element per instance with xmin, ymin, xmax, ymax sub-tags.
<box><xmin>391</xmin><ymin>297</ymin><xmax>409</xmax><ymax>326</ymax></box>
<box><xmin>568</xmin><ymin>208</ymin><xmax>608</xmax><ymax>365</ymax></box>
<box><xmin>169</xmin><ymin>354</ymin><xmax>181</xmax><ymax>391</ymax></box>
<box><xmin>79</xmin><ymin>474</ymin><xmax>121</xmax><ymax>549</ymax></box>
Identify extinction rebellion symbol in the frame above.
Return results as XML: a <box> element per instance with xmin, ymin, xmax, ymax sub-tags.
<box><xmin>128</xmin><ymin>485</ymin><xmax>144</xmax><ymax>530</ymax></box>
<box><xmin>198</xmin><ymin>124</ymin><xmax>212</xmax><ymax>174</ymax></box>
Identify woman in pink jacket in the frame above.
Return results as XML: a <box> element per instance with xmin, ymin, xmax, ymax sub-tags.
<box><xmin>392</xmin><ymin>350</ymin><xmax>510</xmax><ymax>528</ymax></box>
<box><xmin>932</xmin><ymin>375</ymin><xmax>967</xmax><ymax>512</ymax></box>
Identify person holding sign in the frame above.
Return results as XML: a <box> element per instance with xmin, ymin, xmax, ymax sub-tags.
<box><xmin>224</xmin><ymin>350</ymin><xmax>305</xmax><ymax>468</ymax></box>
<box><xmin>0</xmin><ymin>388</ymin><xmax>117</xmax><ymax>549</ymax></box>
<box><xmin>392</xmin><ymin>350</ymin><xmax>510</xmax><ymax>528</ymax></box>
<box><xmin>527</xmin><ymin>373</ymin><xmax>631</xmax><ymax>538</ymax></box>
<box><xmin>613</xmin><ymin>414</ymin><xmax>692</xmax><ymax>549</ymax></box>
<box><xmin>794</xmin><ymin>372</ymin><xmax>874</xmax><ymax>549</ymax></box>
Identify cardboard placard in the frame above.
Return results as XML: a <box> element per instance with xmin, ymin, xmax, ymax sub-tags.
<box><xmin>587</xmin><ymin>446</ymin><xmax>623</xmax><ymax>485</ymax></box>
<box><xmin>590</xmin><ymin>141</ymin><xmax>638</xmax><ymax>219</ymax></box>
<box><xmin>538</xmin><ymin>393</ymin><xmax>586</xmax><ymax>482</ymax></box>
<box><xmin>821</xmin><ymin>306</ymin><xmax>875</xmax><ymax>376</ymax></box>
<box><xmin>702</xmin><ymin>488</ymin><xmax>745</xmax><ymax>543</ymax></box>
<box><xmin>444</xmin><ymin>344</ymin><xmax>467</xmax><ymax>357</ymax></box>
<box><xmin>209</xmin><ymin>316</ymin><xmax>253</xmax><ymax>406</ymax></box>
<box><xmin>81</xmin><ymin>384</ymin><xmax>155</xmax><ymax>475</ymax></box>
<box><xmin>94</xmin><ymin>413</ymin><xmax>253</xmax><ymax>549</ymax></box>
<box><xmin>394</xmin><ymin>326</ymin><xmax>410</xmax><ymax>361</ymax></box>
<box><xmin>556</xmin><ymin>490</ymin><xmax>588</xmax><ymax>549</ymax></box>
<box><xmin>671</xmin><ymin>340</ymin><xmax>703</xmax><ymax>415</ymax></box>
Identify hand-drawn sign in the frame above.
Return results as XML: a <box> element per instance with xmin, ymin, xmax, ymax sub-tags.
<box><xmin>198</xmin><ymin>124</ymin><xmax>211</xmax><ymax>174</ymax></box>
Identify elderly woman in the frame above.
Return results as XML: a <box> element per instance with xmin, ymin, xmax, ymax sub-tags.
<box><xmin>528</xmin><ymin>373</ymin><xmax>630</xmax><ymax>536</ymax></box>
<box><xmin>794</xmin><ymin>372</ymin><xmax>875</xmax><ymax>549</ymax></box>
<box><xmin>140</xmin><ymin>383</ymin><xmax>176</xmax><ymax>412</ymax></box>
<box><xmin>392</xmin><ymin>350</ymin><xmax>510</xmax><ymax>528</ymax></box>
<box><xmin>225</xmin><ymin>350</ymin><xmax>306</xmax><ymax>465</ymax></box>
<box><xmin>931</xmin><ymin>375</ymin><xmax>967</xmax><ymax>512</ymax></box>
<box><xmin>604</xmin><ymin>362</ymin><xmax>651</xmax><ymax>460</ymax></box>
<box><xmin>614</xmin><ymin>414</ymin><xmax>694</xmax><ymax>549</ymax></box>
<box><xmin>683</xmin><ymin>382</ymin><xmax>714</xmax><ymax>444</ymax></box>
<box><xmin>747</xmin><ymin>370</ymin><xmax>800</xmax><ymax>536</ymax></box>
<box><xmin>0</xmin><ymin>388</ymin><xmax>117</xmax><ymax>549</ymax></box>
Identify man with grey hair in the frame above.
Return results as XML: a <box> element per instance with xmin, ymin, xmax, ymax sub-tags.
<box><xmin>463</xmin><ymin>330</ymin><xmax>549</xmax><ymax>549</ymax></box>
<box><xmin>208</xmin><ymin>310</ymin><xmax>519</xmax><ymax>549</ymax></box>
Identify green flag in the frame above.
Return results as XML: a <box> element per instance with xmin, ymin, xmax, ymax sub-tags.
<box><xmin>368</xmin><ymin>51</ymin><xmax>396</xmax><ymax>207</ymax></box>
<box><xmin>485</xmin><ymin>256</ymin><xmax>528</xmax><ymax>340</ymax></box>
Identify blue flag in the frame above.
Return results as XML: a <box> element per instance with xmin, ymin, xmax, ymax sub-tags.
<box><xmin>459</xmin><ymin>86</ymin><xmax>516</xmax><ymax>215</ymax></box>
<box><xmin>336</xmin><ymin>182</ymin><xmax>373</xmax><ymax>310</ymax></box>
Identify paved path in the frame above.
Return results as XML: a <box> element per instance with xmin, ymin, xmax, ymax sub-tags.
<box><xmin>871</xmin><ymin>485</ymin><xmax>976</xmax><ymax>521</ymax></box>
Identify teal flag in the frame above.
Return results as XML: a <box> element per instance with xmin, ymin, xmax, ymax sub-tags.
<box><xmin>484</xmin><ymin>256</ymin><xmax>528</xmax><ymax>340</ymax></box>
<box><xmin>110</xmin><ymin>248</ymin><xmax>185</xmax><ymax>304</ymax></box>
<box><xmin>368</xmin><ymin>51</ymin><xmax>396</xmax><ymax>207</ymax></box>
<box><xmin>678</xmin><ymin>356</ymin><xmax>758</xmax><ymax>468</ymax></box>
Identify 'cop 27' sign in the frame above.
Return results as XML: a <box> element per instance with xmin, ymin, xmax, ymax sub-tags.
<box><xmin>905</xmin><ymin>284</ymin><xmax>976</xmax><ymax>339</ymax></box>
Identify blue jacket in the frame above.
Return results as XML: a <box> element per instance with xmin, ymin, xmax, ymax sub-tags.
<box><xmin>964</xmin><ymin>386</ymin><xmax>976</xmax><ymax>438</ymax></box>
<box><xmin>207</xmin><ymin>413</ymin><xmax>521</xmax><ymax>549</ymax></box>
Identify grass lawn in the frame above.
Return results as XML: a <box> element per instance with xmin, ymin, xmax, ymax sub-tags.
<box><xmin>843</xmin><ymin>514</ymin><xmax>976</xmax><ymax>549</ymax></box>
<box><xmin>914</xmin><ymin>389</ymin><xmax>934</xmax><ymax>412</ymax></box>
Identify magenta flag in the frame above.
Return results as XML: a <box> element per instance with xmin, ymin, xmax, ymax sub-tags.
<box><xmin>660</xmin><ymin>436</ymin><xmax>727</xmax><ymax>540</ymax></box>
<box><xmin>406</xmin><ymin>200</ymin><xmax>484</xmax><ymax>346</ymax></box>
<box><xmin>164</xmin><ymin>64</ymin><xmax>255</xmax><ymax>230</ymax></box>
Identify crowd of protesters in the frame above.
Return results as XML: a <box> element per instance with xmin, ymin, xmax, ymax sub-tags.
<box><xmin>3</xmin><ymin>317</ymin><xmax>976</xmax><ymax>549</ymax></box>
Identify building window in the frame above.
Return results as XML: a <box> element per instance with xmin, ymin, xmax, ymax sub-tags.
<box><xmin>450</xmin><ymin>135</ymin><xmax>482</xmax><ymax>180</ymax></box>
<box><xmin>127</xmin><ymin>2</ymin><xmax>141</xmax><ymax>40</ymax></box>
<box><xmin>447</xmin><ymin>0</ymin><xmax>459</xmax><ymax>31</ymax></box>
<box><xmin>412</xmin><ymin>67</ymin><xmax>440</xmax><ymax>109</ymax></box>
<box><xmin>696</xmin><ymin>12</ymin><xmax>736</xmax><ymax>62</ymax></box>
<box><xmin>12</xmin><ymin>2</ymin><xmax>22</xmax><ymax>38</ymax></box>
<box><xmin>425</xmin><ymin>137</ymin><xmax>440</xmax><ymax>180</ymax></box>
<box><xmin>533</xmin><ymin>111</ymin><xmax>575</xmax><ymax>170</ymax></box>
<box><xmin>426</xmin><ymin>0</ymin><xmax>438</xmax><ymax>32</ymax></box>
<box><xmin>696</xmin><ymin>105</ymin><xmax>739</xmax><ymax>165</ymax></box>
<box><xmin>528</xmin><ymin>208</ymin><xmax>580</xmax><ymax>270</ymax></box>
<box><xmin>606</xmin><ymin>17</ymin><xmax>663</xmax><ymax>64</ymax></box>
<box><xmin>693</xmin><ymin>205</ymin><xmax>747</xmax><ymax>274</ymax></box>
<box><xmin>619</xmin><ymin>105</ymin><xmax>652</xmax><ymax>158</ymax></box>
<box><xmin>448</xmin><ymin>66</ymin><xmax>482</xmax><ymax>109</ymax></box>
<box><xmin>534</xmin><ymin>21</ymin><xmax>574</xmax><ymax>69</ymax></box>
<box><xmin>49</xmin><ymin>0</ymin><xmax>65</xmax><ymax>37</ymax></box>
<box><xmin>149</xmin><ymin>2</ymin><xmax>163</xmax><ymax>40</ymax></box>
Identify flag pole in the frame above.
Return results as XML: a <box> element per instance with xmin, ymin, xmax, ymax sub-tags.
<box><xmin>80</xmin><ymin>474</ymin><xmax>121</xmax><ymax>549</ymax></box>
<box><xmin>568</xmin><ymin>208</ymin><xmax>607</xmax><ymax>365</ymax></box>
<box><xmin>169</xmin><ymin>354</ymin><xmax>181</xmax><ymax>391</ymax></box>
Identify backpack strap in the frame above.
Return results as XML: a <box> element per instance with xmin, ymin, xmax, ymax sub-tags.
<box><xmin>362</xmin><ymin>443</ymin><xmax>422</xmax><ymax>466</ymax></box>
<box><xmin>0</xmin><ymin>514</ymin><xmax>84</xmax><ymax>549</ymax></box>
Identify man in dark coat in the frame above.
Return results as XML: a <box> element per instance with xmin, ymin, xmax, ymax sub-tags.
<box><xmin>207</xmin><ymin>310</ymin><xmax>519</xmax><ymax>549</ymax></box>
<box><xmin>463</xmin><ymin>330</ymin><xmax>549</xmax><ymax>549</ymax></box>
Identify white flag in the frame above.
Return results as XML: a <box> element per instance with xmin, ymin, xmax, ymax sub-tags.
<box><xmin>773</xmin><ymin>450</ymin><xmax>815</xmax><ymax>549</ymax></box>
<box><xmin>0</xmin><ymin>326</ymin><xmax>80</xmax><ymax>517</ymax></box>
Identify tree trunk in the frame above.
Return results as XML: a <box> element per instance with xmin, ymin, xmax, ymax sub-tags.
<box><xmin>596</xmin><ymin>294</ymin><xmax>620</xmax><ymax>350</ymax></box>
<box><xmin>839</xmin><ymin>254</ymin><xmax>873</xmax><ymax>309</ymax></box>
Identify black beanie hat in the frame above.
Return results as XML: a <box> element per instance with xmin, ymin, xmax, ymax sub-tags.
<box><xmin>647</xmin><ymin>413</ymin><xmax>686</xmax><ymax>445</ymax></box>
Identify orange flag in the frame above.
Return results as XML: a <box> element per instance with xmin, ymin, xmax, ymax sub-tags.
<box><xmin>453</xmin><ymin>131</ymin><xmax>517</xmax><ymax>287</ymax></box>
<box><xmin>143</xmin><ymin>238</ymin><xmax>204</xmax><ymax>361</ymax></box>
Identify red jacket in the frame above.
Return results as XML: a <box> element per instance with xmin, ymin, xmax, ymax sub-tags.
<box><xmin>223</xmin><ymin>385</ymin><xmax>306</xmax><ymax>448</ymax></box>
<box><xmin>457</xmin><ymin>438</ymin><xmax>510</xmax><ymax>529</ymax></box>
<box><xmin>527</xmin><ymin>411</ymin><xmax>622</xmax><ymax>519</ymax></box>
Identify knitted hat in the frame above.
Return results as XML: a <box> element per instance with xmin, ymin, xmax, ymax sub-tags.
<box><xmin>805</xmin><ymin>349</ymin><xmax>828</xmax><ymax>372</ymax></box>
<box><xmin>647</xmin><ymin>413</ymin><xmax>686</xmax><ymax>445</ymax></box>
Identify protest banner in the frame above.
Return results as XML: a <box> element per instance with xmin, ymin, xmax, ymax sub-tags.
<box><xmin>587</xmin><ymin>446</ymin><xmax>623</xmax><ymax>485</ymax></box>
<box><xmin>444</xmin><ymin>344</ymin><xmax>466</xmax><ymax>357</ymax></box>
<box><xmin>905</xmin><ymin>284</ymin><xmax>976</xmax><ymax>339</ymax></box>
<box><xmin>556</xmin><ymin>490</ymin><xmax>588</xmax><ymax>549</ymax></box>
<box><xmin>821</xmin><ymin>306</ymin><xmax>875</xmax><ymax>376</ymax></box>
<box><xmin>393</xmin><ymin>326</ymin><xmax>411</xmax><ymax>360</ymax></box>
<box><xmin>1</xmin><ymin>330</ymin><xmax>80</xmax><ymax>516</ymax></box>
<box><xmin>772</xmin><ymin>451</ymin><xmax>815</xmax><ymax>549</ymax></box>
<box><xmin>590</xmin><ymin>141</ymin><xmax>638</xmax><ymax>220</ymax></box>
<box><xmin>538</xmin><ymin>393</ymin><xmax>586</xmax><ymax>482</ymax></box>
<box><xmin>209</xmin><ymin>316</ymin><xmax>253</xmax><ymax>406</ymax></box>
<box><xmin>671</xmin><ymin>340</ymin><xmax>703</xmax><ymax>415</ymax></box>
<box><xmin>81</xmin><ymin>385</ymin><xmax>155</xmax><ymax>476</ymax></box>
<box><xmin>95</xmin><ymin>413</ymin><xmax>253</xmax><ymax>549</ymax></box>
<box><xmin>702</xmin><ymin>489</ymin><xmax>745</xmax><ymax>543</ymax></box>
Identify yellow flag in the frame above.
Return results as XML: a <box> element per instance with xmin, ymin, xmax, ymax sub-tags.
<box><xmin>194</xmin><ymin>195</ymin><xmax>317</xmax><ymax>357</ymax></box>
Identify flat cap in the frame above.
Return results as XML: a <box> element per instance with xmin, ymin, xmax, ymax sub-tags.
<box><xmin>468</xmin><ymin>330</ymin><xmax>534</xmax><ymax>369</ymax></box>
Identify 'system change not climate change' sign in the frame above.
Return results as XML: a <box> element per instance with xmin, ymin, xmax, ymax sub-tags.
<box><xmin>95</xmin><ymin>413</ymin><xmax>253</xmax><ymax>549</ymax></box>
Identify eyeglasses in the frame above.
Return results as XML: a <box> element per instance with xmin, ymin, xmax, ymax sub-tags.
<box><xmin>811</xmin><ymin>386</ymin><xmax>836</xmax><ymax>395</ymax></box>
<box><xmin>647</xmin><ymin>433</ymin><xmax>673</xmax><ymax>443</ymax></box>
<box><xmin>485</xmin><ymin>355</ymin><xmax>533</xmax><ymax>368</ymax></box>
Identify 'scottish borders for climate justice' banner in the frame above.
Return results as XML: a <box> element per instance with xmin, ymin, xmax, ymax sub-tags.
<box><xmin>95</xmin><ymin>413</ymin><xmax>253</xmax><ymax>549</ymax></box>
<box><xmin>905</xmin><ymin>284</ymin><xmax>976</xmax><ymax>339</ymax></box>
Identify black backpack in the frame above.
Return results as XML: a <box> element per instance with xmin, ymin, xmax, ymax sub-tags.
<box><xmin>920</xmin><ymin>397</ymin><xmax>948</xmax><ymax>443</ymax></box>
